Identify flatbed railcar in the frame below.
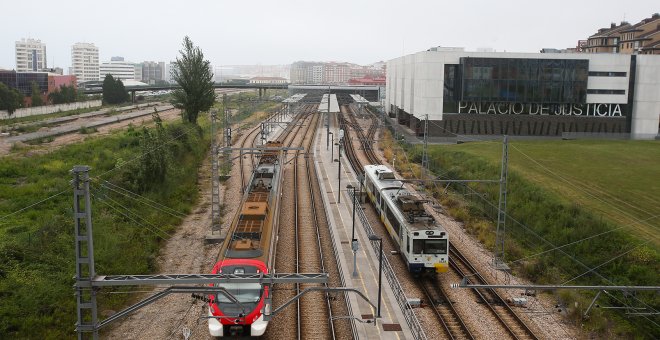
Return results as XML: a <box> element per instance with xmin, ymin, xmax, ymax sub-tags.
<box><xmin>363</xmin><ymin>164</ymin><xmax>448</xmax><ymax>275</ymax></box>
<box><xmin>208</xmin><ymin>141</ymin><xmax>284</xmax><ymax>337</ymax></box>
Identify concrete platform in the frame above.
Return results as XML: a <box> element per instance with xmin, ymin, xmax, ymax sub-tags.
<box><xmin>314</xmin><ymin>113</ymin><xmax>412</xmax><ymax>339</ymax></box>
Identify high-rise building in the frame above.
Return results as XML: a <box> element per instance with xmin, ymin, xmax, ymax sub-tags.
<box><xmin>141</xmin><ymin>61</ymin><xmax>165</xmax><ymax>84</ymax></box>
<box><xmin>99</xmin><ymin>57</ymin><xmax>140</xmax><ymax>81</ymax></box>
<box><xmin>71</xmin><ymin>43</ymin><xmax>99</xmax><ymax>84</ymax></box>
<box><xmin>165</xmin><ymin>62</ymin><xmax>177</xmax><ymax>83</ymax></box>
<box><xmin>15</xmin><ymin>38</ymin><xmax>47</xmax><ymax>72</ymax></box>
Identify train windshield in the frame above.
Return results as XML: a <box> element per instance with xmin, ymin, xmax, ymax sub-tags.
<box><xmin>216</xmin><ymin>283</ymin><xmax>262</xmax><ymax>303</ymax></box>
<box><xmin>412</xmin><ymin>239</ymin><xmax>447</xmax><ymax>255</ymax></box>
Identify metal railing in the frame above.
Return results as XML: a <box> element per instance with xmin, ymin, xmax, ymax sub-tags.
<box><xmin>351</xmin><ymin>191</ymin><xmax>427</xmax><ymax>340</ymax></box>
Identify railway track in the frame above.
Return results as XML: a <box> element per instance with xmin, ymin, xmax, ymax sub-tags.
<box><xmin>449</xmin><ymin>248</ymin><xmax>538</xmax><ymax>340</ymax></box>
<box><xmin>295</xmin><ymin>113</ymin><xmax>334</xmax><ymax>339</ymax></box>
<box><xmin>339</xmin><ymin>103</ymin><xmax>541</xmax><ymax>340</ymax></box>
<box><xmin>265</xmin><ymin>103</ymin><xmax>354</xmax><ymax>340</ymax></box>
<box><xmin>420</xmin><ymin>277</ymin><xmax>475</xmax><ymax>340</ymax></box>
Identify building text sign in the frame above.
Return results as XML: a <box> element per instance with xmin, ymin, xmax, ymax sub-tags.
<box><xmin>458</xmin><ymin>102</ymin><xmax>624</xmax><ymax>117</ymax></box>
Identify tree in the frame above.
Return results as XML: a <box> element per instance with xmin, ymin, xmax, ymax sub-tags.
<box><xmin>171</xmin><ymin>36</ymin><xmax>215</xmax><ymax>124</ymax></box>
<box><xmin>30</xmin><ymin>81</ymin><xmax>43</xmax><ymax>107</ymax></box>
<box><xmin>0</xmin><ymin>83</ymin><xmax>24</xmax><ymax>115</ymax></box>
<box><xmin>102</xmin><ymin>74</ymin><xmax>129</xmax><ymax>104</ymax></box>
<box><xmin>48</xmin><ymin>84</ymin><xmax>77</xmax><ymax>104</ymax></box>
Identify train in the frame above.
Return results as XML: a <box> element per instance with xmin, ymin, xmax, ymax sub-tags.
<box><xmin>208</xmin><ymin>142</ymin><xmax>283</xmax><ymax>337</ymax></box>
<box><xmin>363</xmin><ymin>164</ymin><xmax>449</xmax><ymax>275</ymax></box>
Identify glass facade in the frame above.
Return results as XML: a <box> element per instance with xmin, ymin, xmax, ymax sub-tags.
<box><xmin>0</xmin><ymin>71</ymin><xmax>48</xmax><ymax>96</ymax></box>
<box><xmin>451</xmin><ymin>58</ymin><xmax>588</xmax><ymax>104</ymax></box>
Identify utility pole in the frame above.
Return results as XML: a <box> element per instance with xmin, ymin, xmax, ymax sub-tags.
<box><xmin>210</xmin><ymin>110</ymin><xmax>221</xmax><ymax>235</ymax></box>
<box><xmin>72</xmin><ymin>165</ymin><xmax>98</xmax><ymax>340</ymax></box>
<box><xmin>223</xmin><ymin>94</ymin><xmax>231</xmax><ymax>148</ymax></box>
<box><xmin>421</xmin><ymin>114</ymin><xmax>429</xmax><ymax>189</ymax></box>
<box><xmin>494</xmin><ymin>135</ymin><xmax>509</xmax><ymax>270</ymax></box>
<box><xmin>326</xmin><ymin>86</ymin><xmax>331</xmax><ymax>149</ymax></box>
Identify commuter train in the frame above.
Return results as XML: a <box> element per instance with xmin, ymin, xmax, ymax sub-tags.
<box><xmin>363</xmin><ymin>165</ymin><xmax>448</xmax><ymax>275</ymax></box>
<box><xmin>208</xmin><ymin>142</ymin><xmax>283</xmax><ymax>337</ymax></box>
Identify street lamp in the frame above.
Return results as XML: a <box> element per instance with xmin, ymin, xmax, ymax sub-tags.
<box><xmin>328</xmin><ymin>131</ymin><xmax>333</xmax><ymax>153</ymax></box>
<box><xmin>347</xmin><ymin>184</ymin><xmax>359</xmax><ymax>277</ymax></box>
<box><xmin>368</xmin><ymin>234</ymin><xmax>383</xmax><ymax>319</ymax></box>
<box><xmin>334</xmin><ymin>140</ymin><xmax>342</xmax><ymax>203</ymax></box>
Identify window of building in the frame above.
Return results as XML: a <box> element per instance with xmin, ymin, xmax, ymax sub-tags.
<box><xmin>588</xmin><ymin>71</ymin><xmax>627</xmax><ymax>77</ymax></box>
<box><xmin>586</xmin><ymin>89</ymin><xmax>626</xmax><ymax>95</ymax></box>
<box><xmin>454</xmin><ymin>58</ymin><xmax>589</xmax><ymax>105</ymax></box>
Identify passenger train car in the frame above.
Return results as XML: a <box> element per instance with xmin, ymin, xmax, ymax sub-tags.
<box><xmin>208</xmin><ymin>142</ymin><xmax>283</xmax><ymax>337</ymax></box>
<box><xmin>363</xmin><ymin>165</ymin><xmax>448</xmax><ymax>275</ymax></box>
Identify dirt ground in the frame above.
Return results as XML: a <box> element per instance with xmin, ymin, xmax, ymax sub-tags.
<box><xmin>0</xmin><ymin>108</ymin><xmax>181</xmax><ymax>156</ymax></box>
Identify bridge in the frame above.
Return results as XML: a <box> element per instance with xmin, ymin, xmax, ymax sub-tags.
<box><xmin>81</xmin><ymin>83</ymin><xmax>290</xmax><ymax>102</ymax></box>
<box><xmin>82</xmin><ymin>82</ymin><xmax>383</xmax><ymax>103</ymax></box>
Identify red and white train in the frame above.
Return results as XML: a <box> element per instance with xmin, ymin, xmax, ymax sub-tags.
<box><xmin>208</xmin><ymin>142</ymin><xmax>283</xmax><ymax>337</ymax></box>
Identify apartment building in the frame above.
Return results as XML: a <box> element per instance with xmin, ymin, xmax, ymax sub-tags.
<box><xmin>71</xmin><ymin>43</ymin><xmax>99</xmax><ymax>84</ymax></box>
<box><xmin>15</xmin><ymin>38</ymin><xmax>47</xmax><ymax>72</ymax></box>
<box><xmin>141</xmin><ymin>61</ymin><xmax>165</xmax><ymax>84</ymax></box>
<box><xmin>584</xmin><ymin>13</ymin><xmax>660</xmax><ymax>55</ymax></box>
<box><xmin>290</xmin><ymin>61</ymin><xmax>385</xmax><ymax>84</ymax></box>
<box><xmin>619</xmin><ymin>14</ymin><xmax>660</xmax><ymax>54</ymax></box>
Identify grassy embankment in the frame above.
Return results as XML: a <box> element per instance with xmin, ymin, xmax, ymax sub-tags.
<box><xmin>0</xmin><ymin>91</ymin><xmax>284</xmax><ymax>338</ymax></box>
<box><xmin>0</xmin><ymin>114</ymin><xmax>210</xmax><ymax>339</ymax></box>
<box><xmin>379</xmin><ymin>131</ymin><xmax>659</xmax><ymax>338</ymax></box>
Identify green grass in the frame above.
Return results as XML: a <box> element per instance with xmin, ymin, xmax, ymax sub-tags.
<box><xmin>440</xmin><ymin>139</ymin><xmax>660</xmax><ymax>247</ymax></box>
<box><xmin>0</xmin><ymin>117</ymin><xmax>210</xmax><ymax>339</ymax></box>
<box><xmin>407</xmin><ymin>138</ymin><xmax>660</xmax><ymax>338</ymax></box>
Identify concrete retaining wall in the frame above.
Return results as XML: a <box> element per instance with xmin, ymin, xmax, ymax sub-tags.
<box><xmin>0</xmin><ymin>100</ymin><xmax>103</xmax><ymax>120</ymax></box>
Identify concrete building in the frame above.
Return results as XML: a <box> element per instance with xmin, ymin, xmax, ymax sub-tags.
<box><xmin>71</xmin><ymin>43</ymin><xmax>99</xmax><ymax>84</ymax></box>
<box><xmin>165</xmin><ymin>62</ymin><xmax>177</xmax><ymax>83</ymax></box>
<box><xmin>15</xmin><ymin>38</ymin><xmax>47</xmax><ymax>72</ymax></box>
<box><xmin>386</xmin><ymin>49</ymin><xmax>660</xmax><ymax>140</ymax></box>
<box><xmin>99</xmin><ymin>57</ymin><xmax>140</xmax><ymax>81</ymax></box>
<box><xmin>141</xmin><ymin>61</ymin><xmax>165</xmax><ymax>84</ymax></box>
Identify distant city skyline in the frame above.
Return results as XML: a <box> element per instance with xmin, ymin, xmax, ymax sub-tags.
<box><xmin>1</xmin><ymin>0</ymin><xmax>657</xmax><ymax>70</ymax></box>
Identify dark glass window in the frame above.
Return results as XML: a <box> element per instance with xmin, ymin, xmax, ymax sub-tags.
<box><xmin>456</xmin><ymin>57</ymin><xmax>589</xmax><ymax>104</ymax></box>
<box><xmin>586</xmin><ymin>89</ymin><xmax>626</xmax><ymax>95</ymax></box>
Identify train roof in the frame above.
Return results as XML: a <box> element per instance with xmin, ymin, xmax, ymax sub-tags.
<box><xmin>364</xmin><ymin>164</ymin><xmax>446</xmax><ymax>233</ymax></box>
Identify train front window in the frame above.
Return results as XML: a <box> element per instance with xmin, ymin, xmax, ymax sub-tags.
<box><xmin>412</xmin><ymin>239</ymin><xmax>447</xmax><ymax>255</ymax></box>
<box><xmin>216</xmin><ymin>283</ymin><xmax>262</xmax><ymax>303</ymax></box>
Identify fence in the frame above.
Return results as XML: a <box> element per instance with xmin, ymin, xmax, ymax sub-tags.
<box><xmin>0</xmin><ymin>100</ymin><xmax>102</xmax><ymax>120</ymax></box>
<box><xmin>351</xmin><ymin>191</ymin><xmax>427</xmax><ymax>340</ymax></box>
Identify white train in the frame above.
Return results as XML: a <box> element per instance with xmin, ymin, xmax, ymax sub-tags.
<box><xmin>363</xmin><ymin>165</ymin><xmax>448</xmax><ymax>274</ymax></box>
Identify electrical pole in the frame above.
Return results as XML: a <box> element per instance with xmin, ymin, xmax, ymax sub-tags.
<box><xmin>494</xmin><ymin>135</ymin><xmax>509</xmax><ymax>270</ymax></box>
<box><xmin>72</xmin><ymin>165</ymin><xmax>98</xmax><ymax>340</ymax></box>
<box><xmin>421</xmin><ymin>114</ymin><xmax>429</xmax><ymax>189</ymax></box>
<box><xmin>326</xmin><ymin>86</ymin><xmax>331</xmax><ymax>149</ymax></box>
<box><xmin>211</xmin><ymin>110</ymin><xmax>220</xmax><ymax>235</ymax></box>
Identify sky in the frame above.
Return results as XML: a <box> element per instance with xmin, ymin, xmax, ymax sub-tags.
<box><xmin>1</xmin><ymin>0</ymin><xmax>658</xmax><ymax>70</ymax></box>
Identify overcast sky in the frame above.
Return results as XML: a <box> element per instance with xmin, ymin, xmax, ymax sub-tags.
<box><xmin>2</xmin><ymin>0</ymin><xmax>658</xmax><ymax>70</ymax></box>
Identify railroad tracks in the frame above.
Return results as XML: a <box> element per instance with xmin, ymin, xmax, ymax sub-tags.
<box><xmin>420</xmin><ymin>277</ymin><xmax>474</xmax><ymax>340</ymax></box>
<box><xmin>339</xmin><ymin>104</ymin><xmax>541</xmax><ymax>340</ymax></box>
<box><xmin>264</xmin><ymin>104</ymin><xmax>353</xmax><ymax>340</ymax></box>
<box><xmin>450</xmin><ymin>248</ymin><xmax>538</xmax><ymax>340</ymax></box>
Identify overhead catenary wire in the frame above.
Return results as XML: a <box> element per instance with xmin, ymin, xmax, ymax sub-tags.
<box><xmin>97</xmin><ymin>180</ymin><xmax>187</xmax><ymax>219</ymax></box>
<box><xmin>91</xmin><ymin>190</ymin><xmax>171</xmax><ymax>241</ymax></box>
<box><xmin>386</xmin><ymin>115</ymin><xmax>660</xmax><ymax>324</ymax></box>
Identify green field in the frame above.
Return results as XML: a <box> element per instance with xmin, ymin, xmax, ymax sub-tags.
<box><xmin>415</xmin><ymin>138</ymin><xmax>660</xmax><ymax>337</ymax></box>
<box><xmin>439</xmin><ymin>139</ymin><xmax>660</xmax><ymax>247</ymax></box>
